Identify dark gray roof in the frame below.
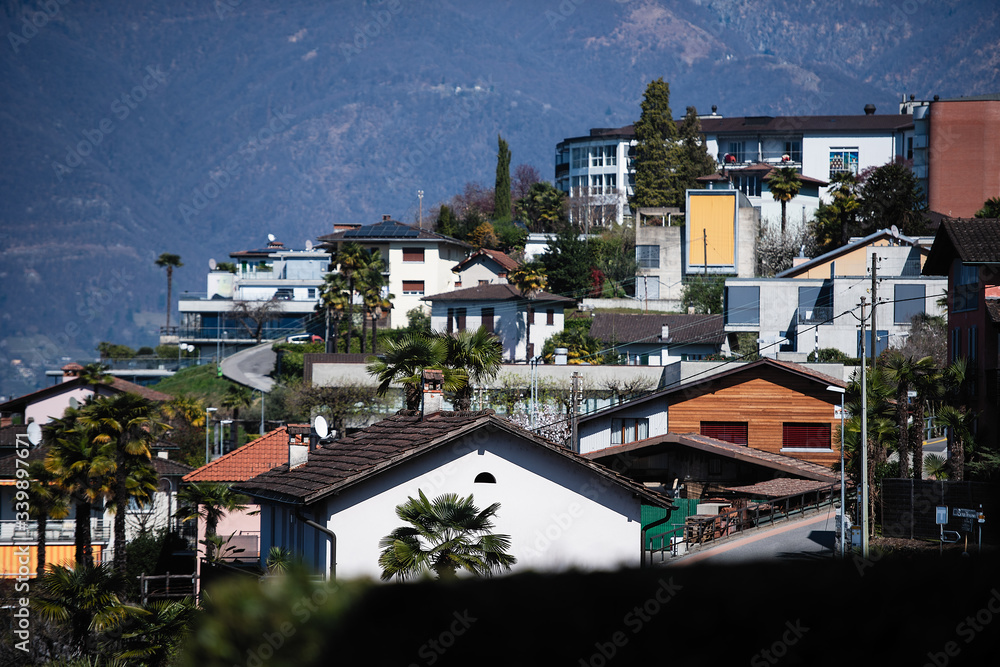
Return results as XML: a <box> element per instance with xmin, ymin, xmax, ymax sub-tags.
<box><xmin>423</xmin><ymin>283</ymin><xmax>575</xmax><ymax>304</ymax></box>
<box><xmin>588</xmin><ymin>313</ymin><xmax>725</xmax><ymax>346</ymax></box>
<box><xmin>923</xmin><ymin>218</ymin><xmax>1000</xmax><ymax>275</ymax></box>
<box><xmin>317</xmin><ymin>219</ymin><xmax>471</xmax><ymax>248</ymax></box>
<box><xmin>235</xmin><ymin>410</ymin><xmax>672</xmax><ymax>508</ymax></box>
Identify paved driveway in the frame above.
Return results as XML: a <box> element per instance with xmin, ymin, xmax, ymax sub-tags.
<box><xmin>220</xmin><ymin>341</ymin><xmax>276</xmax><ymax>392</ymax></box>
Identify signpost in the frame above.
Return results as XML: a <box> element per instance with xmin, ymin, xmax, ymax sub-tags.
<box><xmin>936</xmin><ymin>506</ymin><xmax>948</xmax><ymax>556</ymax></box>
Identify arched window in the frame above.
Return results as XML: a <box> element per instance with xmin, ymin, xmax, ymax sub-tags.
<box><xmin>474</xmin><ymin>472</ymin><xmax>496</xmax><ymax>484</ymax></box>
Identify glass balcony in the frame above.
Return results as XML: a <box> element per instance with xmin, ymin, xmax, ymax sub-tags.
<box><xmin>0</xmin><ymin>518</ymin><xmax>110</xmax><ymax>543</ymax></box>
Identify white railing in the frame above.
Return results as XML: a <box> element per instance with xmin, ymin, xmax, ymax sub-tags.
<box><xmin>0</xmin><ymin>519</ymin><xmax>110</xmax><ymax>543</ymax></box>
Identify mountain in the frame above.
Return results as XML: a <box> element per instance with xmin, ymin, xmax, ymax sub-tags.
<box><xmin>1</xmin><ymin>0</ymin><xmax>997</xmax><ymax>397</ymax></box>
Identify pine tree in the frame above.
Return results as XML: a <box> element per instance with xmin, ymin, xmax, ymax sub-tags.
<box><xmin>672</xmin><ymin>106</ymin><xmax>717</xmax><ymax>196</ymax></box>
<box><xmin>494</xmin><ymin>135</ymin><xmax>512</xmax><ymax>223</ymax></box>
<box><xmin>632</xmin><ymin>78</ymin><xmax>677</xmax><ymax>211</ymax></box>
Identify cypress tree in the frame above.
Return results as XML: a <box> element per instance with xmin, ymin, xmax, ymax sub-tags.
<box><xmin>632</xmin><ymin>78</ymin><xmax>677</xmax><ymax>211</ymax></box>
<box><xmin>494</xmin><ymin>135</ymin><xmax>512</xmax><ymax>223</ymax></box>
<box><xmin>673</xmin><ymin>106</ymin><xmax>718</xmax><ymax>197</ymax></box>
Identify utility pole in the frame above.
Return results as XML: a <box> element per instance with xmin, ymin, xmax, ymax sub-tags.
<box><xmin>417</xmin><ymin>190</ymin><xmax>424</xmax><ymax>229</ymax></box>
<box><xmin>703</xmin><ymin>233</ymin><xmax>708</xmax><ymax>277</ymax></box>
<box><xmin>860</xmin><ymin>297</ymin><xmax>869</xmax><ymax>560</ymax></box>
<box><xmin>870</xmin><ymin>252</ymin><xmax>879</xmax><ymax>366</ymax></box>
<box><xmin>570</xmin><ymin>372</ymin><xmax>581</xmax><ymax>452</ymax></box>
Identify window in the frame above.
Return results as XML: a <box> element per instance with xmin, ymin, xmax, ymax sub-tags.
<box><xmin>605</xmin><ymin>173</ymin><xmax>617</xmax><ymax>191</ymax></box>
<box><xmin>403</xmin><ymin>247</ymin><xmax>425</xmax><ymax>263</ymax></box>
<box><xmin>951</xmin><ymin>327</ymin><xmax>962</xmax><ymax>362</ymax></box>
<box><xmin>829</xmin><ymin>149</ymin><xmax>859</xmax><ymax>177</ymax></box>
<box><xmin>636</xmin><ymin>245</ymin><xmax>659</xmax><ymax>269</ymax></box>
<box><xmin>307</xmin><ymin>288</ymin><xmax>316</xmax><ymax>299</ymax></box>
<box><xmin>701</xmin><ymin>422</ymin><xmax>748</xmax><ymax>445</ymax></box>
<box><xmin>402</xmin><ymin>280</ymin><xmax>424</xmax><ymax>295</ymax></box>
<box><xmin>474</xmin><ymin>472</ymin><xmax>496</xmax><ymax>484</ymax></box>
<box><xmin>734</xmin><ymin>174</ymin><xmax>761</xmax><ymax>198</ymax></box>
<box><xmin>605</xmin><ymin>144</ymin><xmax>617</xmax><ymax>166</ymax></box>
<box><xmin>590</xmin><ymin>147</ymin><xmax>604</xmax><ymax>168</ymax></box>
<box><xmin>798</xmin><ymin>284</ymin><xmax>833</xmax><ymax>323</ymax></box>
<box><xmin>447</xmin><ymin>308</ymin><xmax>466</xmax><ymax>333</ymax></box>
<box><xmin>782</xmin><ymin>423</ymin><xmax>832</xmax><ymax>449</ymax></box>
<box><xmin>572</xmin><ymin>147</ymin><xmax>586</xmax><ymax>169</ymax></box>
<box><xmin>479</xmin><ymin>280</ymin><xmax>489</xmax><ymax>286</ymax></box>
<box><xmin>894</xmin><ymin>284</ymin><xmax>926</xmax><ymax>324</ymax></box>
<box><xmin>726</xmin><ymin>141</ymin><xmax>746</xmax><ymax>163</ymax></box>
<box><xmin>546</xmin><ymin>309</ymin><xmax>554</xmax><ymax>326</ymax></box>
<box><xmin>955</xmin><ymin>264</ymin><xmax>979</xmax><ymax>312</ymax></box>
<box><xmin>572</xmin><ymin>175</ymin><xmax>587</xmax><ymax>196</ymax></box>
<box><xmin>857</xmin><ymin>330</ymin><xmax>889</xmax><ymax>358</ymax></box>
<box><xmin>611</xmin><ymin>418</ymin><xmax>649</xmax><ymax>445</ymax></box>
<box><xmin>636</xmin><ymin>276</ymin><xmax>659</xmax><ymax>300</ymax></box>
<box><xmin>528</xmin><ymin>308</ymin><xmax>534</xmax><ymax>325</ymax></box>
<box><xmin>969</xmin><ymin>326</ymin><xmax>978</xmax><ymax>363</ymax></box>
<box><xmin>482</xmin><ymin>307</ymin><xmax>494</xmax><ymax>333</ymax></box>
<box><xmin>783</xmin><ymin>140</ymin><xmax>802</xmax><ymax>162</ymax></box>
<box><xmin>725</xmin><ymin>286</ymin><xmax>759</xmax><ymax>325</ymax></box>
<box><xmin>907</xmin><ymin>137</ymin><xmax>914</xmax><ymax>161</ymax></box>
<box><xmin>591</xmin><ymin>174</ymin><xmax>603</xmax><ymax>194</ymax></box>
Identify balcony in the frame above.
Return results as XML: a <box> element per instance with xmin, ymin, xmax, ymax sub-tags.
<box><xmin>718</xmin><ymin>150</ymin><xmax>802</xmax><ymax>168</ymax></box>
<box><xmin>0</xmin><ymin>518</ymin><xmax>110</xmax><ymax>543</ymax></box>
<box><xmin>797</xmin><ymin>307</ymin><xmax>834</xmax><ymax>324</ymax></box>
<box><xmin>221</xmin><ymin>531</ymin><xmax>260</xmax><ymax>562</ymax></box>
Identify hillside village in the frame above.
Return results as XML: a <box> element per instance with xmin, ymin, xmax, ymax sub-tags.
<box><xmin>2</xmin><ymin>82</ymin><xmax>999</xmax><ymax>665</ymax></box>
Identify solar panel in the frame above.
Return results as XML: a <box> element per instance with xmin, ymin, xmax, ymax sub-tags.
<box><xmin>343</xmin><ymin>223</ymin><xmax>418</xmax><ymax>239</ymax></box>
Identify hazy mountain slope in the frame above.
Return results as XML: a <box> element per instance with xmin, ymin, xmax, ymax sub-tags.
<box><xmin>0</xmin><ymin>0</ymin><xmax>996</xmax><ymax>396</ymax></box>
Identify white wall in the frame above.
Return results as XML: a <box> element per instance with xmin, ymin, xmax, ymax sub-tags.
<box><xmin>262</xmin><ymin>427</ymin><xmax>646</xmax><ymax>580</ymax></box>
<box><xmin>578</xmin><ymin>398</ymin><xmax>669</xmax><ymax>455</ymax></box>
<box><xmin>429</xmin><ymin>301</ymin><xmax>564</xmax><ymax>362</ymax></box>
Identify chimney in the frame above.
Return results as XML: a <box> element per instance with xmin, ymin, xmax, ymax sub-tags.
<box><xmin>422</xmin><ymin>369</ymin><xmax>444</xmax><ymax>417</ymax></box>
<box><xmin>864</xmin><ymin>104</ymin><xmax>876</xmax><ymax>115</ymax></box>
<box><xmin>62</xmin><ymin>362</ymin><xmax>84</xmax><ymax>383</ymax></box>
<box><xmin>382</xmin><ymin>214</ymin><xmax>391</xmax><ymax>221</ymax></box>
<box><xmin>661</xmin><ymin>324</ymin><xmax>670</xmax><ymax>341</ymax></box>
<box><xmin>554</xmin><ymin>347</ymin><xmax>568</xmax><ymax>365</ymax></box>
<box><xmin>287</xmin><ymin>425</ymin><xmax>311</xmax><ymax>468</ymax></box>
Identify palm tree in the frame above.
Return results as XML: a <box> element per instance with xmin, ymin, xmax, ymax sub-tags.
<box><xmin>26</xmin><ymin>459</ymin><xmax>71</xmax><ymax>578</ymax></box>
<box><xmin>112</xmin><ymin>598</ymin><xmax>196</xmax><ymax>667</ymax></box>
<box><xmin>174</xmin><ymin>482</ymin><xmax>249</xmax><ymax>562</ymax></box>
<box><xmin>442</xmin><ymin>327</ymin><xmax>503</xmax><ymax>411</ymax></box>
<box><xmin>768</xmin><ymin>167</ymin><xmax>802</xmax><ymax>236</ymax></box>
<box><xmin>79</xmin><ymin>362</ymin><xmax>112</xmax><ymax>399</ymax></box>
<box><xmin>331</xmin><ymin>242</ymin><xmax>369</xmax><ymax>354</ymax></box>
<box><xmin>937</xmin><ymin>404</ymin><xmax>974</xmax><ymax>482</ymax></box>
<box><xmin>155</xmin><ymin>253</ymin><xmax>183</xmax><ymax>330</ymax></box>
<box><xmin>367</xmin><ymin>334</ymin><xmax>466</xmax><ymax>410</ymax></box>
<box><xmin>884</xmin><ymin>352</ymin><xmax>936</xmax><ymax>478</ymax></box>
<box><xmin>510</xmin><ymin>264</ymin><xmax>548</xmax><ymax>362</ymax></box>
<box><xmin>44</xmin><ymin>407</ymin><xmax>113</xmax><ymax>569</ymax></box>
<box><xmin>32</xmin><ymin>563</ymin><xmax>141</xmax><ymax>654</ymax></box>
<box><xmin>80</xmin><ymin>393</ymin><xmax>165</xmax><ymax>579</ymax></box>
<box><xmin>221</xmin><ymin>383</ymin><xmax>254</xmax><ymax>451</ymax></box>
<box><xmin>317</xmin><ymin>272</ymin><xmax>350</xmax><ymax>353</ymax></box>
<box><xmin>910</xmin><ymin>362</ymin><xmax>946</xmax><ymax>479</ymax></box>
<box><xmin>357</xmin><ymin>250</ymin><xmax>390</xmax><ymax>355</ymax></box>
<box><xmin>378</xmin><ymin>489</ymin><xmax>516</xmax><ymax>580</ymax></box>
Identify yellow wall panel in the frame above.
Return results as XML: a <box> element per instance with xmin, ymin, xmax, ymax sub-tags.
<box><xmin>0</xmin><ymin>544</ymin><xmax>101</xmax><ymax>577</ymax></box>
<box><xmin>688</xmin><ymin>194</ymin><xmax>736</xmax><ymax>266</ymax></box>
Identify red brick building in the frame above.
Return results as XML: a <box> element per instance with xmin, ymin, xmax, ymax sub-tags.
<box><xmin>927</xmin><ymin>95</ymin><xmax>1000</xmax><ymax>218</ymax></box>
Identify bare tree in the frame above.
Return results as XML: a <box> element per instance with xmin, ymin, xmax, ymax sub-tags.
<box><xmin>231</xmin><ymin>299</ymin><xmax>281</xmax><ymax>342</ymax></box>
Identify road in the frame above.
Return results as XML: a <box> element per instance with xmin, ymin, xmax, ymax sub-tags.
<box><xmin>220</xmin><ymin>341</ymin><xmax>276</xmax><ymax>392</ymax></box>
<box><xmin>671</xmin><ymin>507</ymin><xmax>839</xmax><ymax>566</ymax></box>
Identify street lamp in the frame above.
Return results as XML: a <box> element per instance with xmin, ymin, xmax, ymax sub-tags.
<box><xmin>205</xmin><ymin>407</ymin><xmax>217</xmax><ymax>464</ymax></box>
<box><xmin>827</xmin><ymin>384</ymin><xmax>847</xmax><ymax>558</ymax></box>
<box><xmin>220</xmin><ymin>419</ymin><xmax>233</xmax><ymax>456</ymax></box>
<box><xmin>417</xmin><ymin>190</ymin><xmax>424</xmax><ymax>228</ymax></box>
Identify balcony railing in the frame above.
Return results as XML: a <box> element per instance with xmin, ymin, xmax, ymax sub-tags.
<box><xmin>797</xmin><ymin>306</ymin><xmax>834</xmax><ymax>324</ymax></box>
<box><xmin>0</xmin><ymin>519</ymin><xmax>110</xmax><ymax>543</ymax></box>
<box><xmin>718</xmin><ymin>150</ymin><xmax>802</xmax><ymax>167</ymax></box>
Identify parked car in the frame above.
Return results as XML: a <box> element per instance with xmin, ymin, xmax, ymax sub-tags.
<box><xmin>285</xmin><ymin>334</ymin><xmax>323</xmax><ymax>343</ymax></box>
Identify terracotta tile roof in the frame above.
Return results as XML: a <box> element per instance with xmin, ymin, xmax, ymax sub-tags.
<box><xmin>589</xmin><ymin>313</ymin><xmax>725</xmax><ymax>346</ymax></box>
<box><xmin>586</xmin><ymin>432</ymin><xmax>838</xmax><ymax>483</ymax></box>
<box><xmin>235</xmin><ymin>411</ymin><xmax>673</xmax><ymax>508</ymax></box>
<box><xmin>0</xmin><ymin>376</ymin><xmax>172</xmax><ymax>415</ymax></box>
<box><xmin>578</xmin><ymin>358</ymin><xmax>845</xmax><ymax>426</ymax></box>
<box><xmin>721</xmin><ymin>478</ymin><xmax>836</xmax><ymax>498</ymax></box>
<box><xmin>924</xmin><ymin>218</ymin><xmax>1000</xmax><ymax>275</ymax></box>
<box><xmin>762</xmin><ymin>168</ymin><xmax>828</xmax><ymax>187</ymax></box>
<box><xmin>422</xmin><ymin>283</ymin><xmax>575</xmax><ymax>304</ymax></box>
<box><xmin>452</xmin><ymin>248</ymin><xmax>521</xmax><ymax>273</ymax></box>
<box><xmin>183</xmin><ymin>425</ymin><xmax>296</xmax><ymax>483</ymax></box>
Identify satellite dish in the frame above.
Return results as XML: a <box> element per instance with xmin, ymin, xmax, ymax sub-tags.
<box><xmin>27</xmin><ymin>422</ymin><xmax>42</xmax><ymax>446</ymax></box>
<box><xmin>268</xmin><ymin>233</ymin><xmax>276</xmax><ymax>242</ymax></box>
<box><xmin>313</xmin><ymin>415</ymin><xmax>329</xmax><ymax>439</ymax></box>
<box><xmin>209</xmin><ymin>258</ymin><xmax>217</xmax><ymax>270</ymax></box>
<box><xmin>890</xmin><ymin>225</ymin><xmax>900</xmax><ymax>240</ymax></box>
<box><xmin>69</xmin><ymin>397</ymin><xmax>79</xmax><ymax>409</ymax></box>
<box><xmin>305</xmin><ymin>240</ymin><xmax>313</xmax><ymax>251</ymax></box>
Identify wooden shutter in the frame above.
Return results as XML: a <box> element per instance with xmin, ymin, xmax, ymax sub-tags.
<box><xmin>546</xmin><ymin>309</ymin><xmax>554</xmax><ymax>325</ymax></box>
<box><xmin>782</xmin><ymin>423</ymin><xmax>831</xmax><ymax>448</ymax></box>
<box><xmin>403</xmin><ymin>247</ymin><xmax>425</xmax><ymax>262</ymax></box>
<box><xmin>457</xmin><ymin>308</ymin><xmax>466</xmax><ymax>332</ymax></box>
<box><xmin>482</xmin><ymin>308</ymin><xmax>494</xmax><ymax>332</ymax></box>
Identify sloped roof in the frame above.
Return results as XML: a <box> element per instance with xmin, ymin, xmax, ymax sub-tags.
<box><xmin>589</xmin><ymin>313</ymin><xmax>725</xmax><ymax>346</ymax></box>
<box><xmin>986</xmin><ymin>299</ymin><xmax>1000</xmax><ymax>325</ymax></box>
<box><xmin>235</xmin><ymin>411</ymin><xmax>673</xmax><ymax>508</ymax></box>
<box><xmin>578</xmin><ymin>358</ymin><xmax>845</xmax><ymax>426</ymax></box>
<box><xmin>423</xmin><ymin>283</ymin><xmax>575</xmax><ymax>304</ymax></box>
<box><xmin>183</xmin><ymin>425</ymin><xmax>296</xmax><ymax>483</ymax></box>
<box><xmin>586</xmin><ymin>432</ymin><xmax>838</xmax><ymax>483</ymax></box>
<box><xmin>700</xmin><ymin>114</ymin><xmax>913</xmax><ymax>134</ymax></box>
<box><xmin>316</xmin><ymin>219</ymin><xmax>471</xmax><ymax>248</ymax></box>
<box><xmin>0</xmin><ymin>376</ymin><xmax>173</xmax><ymax>415</ymax></box>
<box><xmin>923</xmin><ymin>218</ymin><xmax>1000</xmax><ymax>275</ymax></box>
<box><xmin>777</xmin><ymin>228</ymin><xmax>927</xmax><ymax>278</ymax></box>
<box><xmin>151</xmin><ymin>456</ymin><xmax>195</xmax><ymax>477</ymax></box>
<box><xmin>722</xmin><ymin>478</ymin><xmax>836</xmax><ymax>497</ymax></box>
<box><xmin>452</xmin><ymin>248</ymin><xmax>520</xmax><ymax>273</ymax></box>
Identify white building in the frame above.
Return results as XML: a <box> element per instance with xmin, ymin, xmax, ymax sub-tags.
<box><xmin>423</xmin><ymin>284</ymin><xmax>574</xmax><ymax>363</ymax></box>
<box><xmin>724</xmin><ymin>229</ymin><xmax>945</xmax><ymax>360</ymax></box>
<box><xmin>235</xmin><ymin>399</ymin><xmax>673</xmax><ymax>580</ymax></box>
<box><xmin>317</xmin><ymin>217</ymin><xmax>471</xmax><ymax>327</ymax></box>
